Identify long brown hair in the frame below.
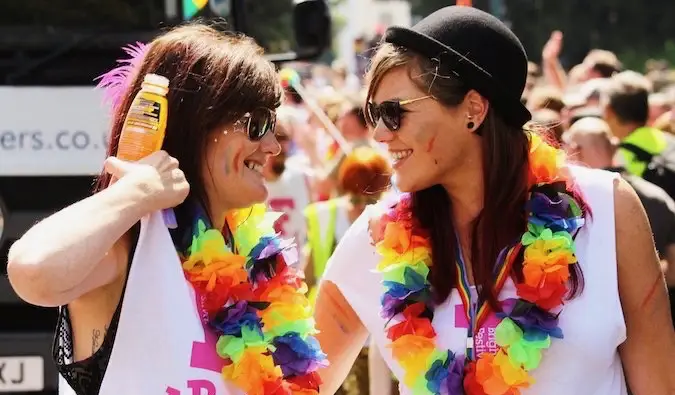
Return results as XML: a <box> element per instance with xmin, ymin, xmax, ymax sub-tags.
<box><xmin>366</xmin><ymin>43</ymin><xmax>584</xmax><ymax>309</ymax></box>
<box><xmin>94</xmin><ymin>23</ymin><xmax>282</xmax><ymax>238</ymax></box>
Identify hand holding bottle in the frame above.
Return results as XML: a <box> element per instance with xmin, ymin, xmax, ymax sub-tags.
<box><xmin>115</xmin><ymin>73</ymin><xmax>177</xmax><ymax>227</ymax></box>
<box><xmin>104</xmin><ymin>151</ymin><xmax>190</xmax><ymax>214</ymax></box>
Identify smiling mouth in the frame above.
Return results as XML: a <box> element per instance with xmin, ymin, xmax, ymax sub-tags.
<box><xmin>244</xmin><ymin>159</ymin><xmax>264</xmax><ymax>175</ymax></box>
<box><xmin>390</xmin><ymin>149</ymin><xmax>413</xmax><ymax>160</ymax></box>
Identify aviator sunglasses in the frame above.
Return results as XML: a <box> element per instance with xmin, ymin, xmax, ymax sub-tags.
<box><xmin>234</xmin><ymin>107</ymin><xmax>277</xmax><ymax>141</ymax></box>
<box><xmin>365</xmin><ymin>95</ymin><xmax>432</xmax><ymax>131</ymax></box>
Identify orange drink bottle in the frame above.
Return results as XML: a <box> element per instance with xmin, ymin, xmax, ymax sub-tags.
<box><xmin>117</xmin><ymin>74</ymin><xmax>176</xmax><ymax>228</ymax></box>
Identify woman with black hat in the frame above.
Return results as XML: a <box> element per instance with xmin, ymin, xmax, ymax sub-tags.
<box><xmin>313</xmin><ymin>6</ymin><xmax>675</xmax><ymax>395</ymax></box>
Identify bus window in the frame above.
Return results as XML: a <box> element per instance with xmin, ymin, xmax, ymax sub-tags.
<box><xmin>182</xmin><ymin>0</ymin><xmax>296</xmax><ymax>54</ymax></box>
<box><xmin>244</xmin><ymin>0</ymin><xmax>296</xmax><ymax>54</ymax></box>
<box><xmin>2</xmin><ymin>0</ymin><xmax>166</xmax><ymax>30</ymax></box>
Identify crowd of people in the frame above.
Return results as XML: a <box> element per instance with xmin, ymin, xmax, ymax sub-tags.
<box><xmin>5</xmin><ymin>5</ymin><xmax>675</xmax><ymax>395</ymax></box>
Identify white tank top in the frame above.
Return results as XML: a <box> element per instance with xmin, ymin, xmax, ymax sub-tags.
<box><xmin>322</xmin><ymin>166</ymin><xmax>628</xmax><ymax>395</ymax></box>
<box><xmin>63</xmin><ymin>211</ymin><xmax>244</xmax><ymax>395</ymax></box>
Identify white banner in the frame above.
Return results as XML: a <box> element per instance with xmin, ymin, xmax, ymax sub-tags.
<box><xmin>0</xmin><ymin>87</ymin><xmax>111</xmax><ymax>176</ymax></box>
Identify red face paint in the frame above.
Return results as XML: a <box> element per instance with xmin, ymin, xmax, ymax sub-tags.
<box><xmin>426</xmin><ymin>135</ymin><xmax>436</xmax><ymax>152</ymax></box>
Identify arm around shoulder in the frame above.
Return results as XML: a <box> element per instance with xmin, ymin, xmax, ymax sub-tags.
<box><xmin>614</xmin><ymin>177</ymin><xmax>675</xmax><ymax>394</ymax></box>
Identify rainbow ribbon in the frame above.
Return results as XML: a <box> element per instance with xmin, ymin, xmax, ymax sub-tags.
<box><xmin>455</xmin><ymin>243</ymin><xmax>521</xmax><ymax>360</ymax></box>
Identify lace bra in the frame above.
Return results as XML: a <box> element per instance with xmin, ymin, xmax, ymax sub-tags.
<box><xmin>52</xmin><ymin>225</ymin><xmax>138</xmax><ymax>395</ymax></box>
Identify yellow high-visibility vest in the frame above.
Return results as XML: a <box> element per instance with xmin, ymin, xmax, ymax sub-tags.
<box><xmin>617</xmin><ymin>126</ymin><xmax>668</xmax><ymax>176</ymax></box>
<box><xmin>304</xmin><ymin>200</ymin><xmax>338</xmax><ymax>305</ymax></box>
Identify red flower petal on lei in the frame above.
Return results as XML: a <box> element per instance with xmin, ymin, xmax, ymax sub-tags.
<box><xmin>279</xmin><ymin>264</ymin><xmax>305</xmax><ymax>289</ymax></box>
<box><xmin>386</xmin><ymin>303</ymin><xmax>436</xmax><ymax>340</ymax></box>
<box><xmin>261</xmin><ymin>378</ymin><xmax>287</xmax><ymax>395</ymax></box>
<box><xmin>386</xmin><ymin>195</ymin><xmax>422</xmax><ymax>228</ymax></box>
<box><xmin>191</xmin><ymin>279</ymin><xmax>253</xmax><ymax>313</ymax></box>
<box><xmin>269</xmin><ymin>260</ymin><xmax>304</xmax><ymax>288</ymax></box>
<box><xmin>516</xmin><ymin>282</ymin><xmax>568</xmax><ymax>310</ymax></box>
<box><xmin>369</xmin><ymin>216</ymin><xmax>389</xmax><ymax>245</ymax></box>
<box><xmin>287</xmin><ymin>371</ymin><xmax>322</xmax><ymax>393</ymax></box>
<box><xmin>463</xmin><ymin>362</ymin><xmax>488</xmax><ymax>395</ymax></box>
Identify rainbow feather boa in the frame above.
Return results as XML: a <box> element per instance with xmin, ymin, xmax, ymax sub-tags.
<box><xmin>372</xmin><ymin>134</ymin><xmax>586</xmax><ymax>394</ymax></box>
<box><xmin>181</xmin><ymin>204</ymin><xmax>328</xmax><ymax>394</ymax></box>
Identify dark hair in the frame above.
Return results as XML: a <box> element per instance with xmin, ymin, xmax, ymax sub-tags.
<box><xmin>569</xmin><ymin>106</ymin><xmax>604</xmax><ymax>126</ymax></box>
<box><xmin>94</xmin><ymin>23</ymin><xmax>282</xmax><ymax>236</ymax></box>
<box><xmin>527</xmin><ymin>86</ymin><xmax>565</xmax><ymax>113</ymax></box>
<box><xmin>584</xmin><ymin>49</ymin><xmax>622</xmax><ymax>78</ymax></box>
<box><xmin>366</xmin><ymin>43</ymin><xmax>585</xmax><ymax>308</ymax></box>
<box><xmin>605</xmin><ymin>71</ymin><xmax>651</xmax><ymax>125</ymax></box>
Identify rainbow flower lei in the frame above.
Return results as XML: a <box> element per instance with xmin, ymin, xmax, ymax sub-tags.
<box><xmin>372</xmin><ymin>134</ymin><xmax>586</xmax><ymax>394</ymax></box>
<box><xmin>180</xmin><ymin>204</ymin><xmax>328</xmax><ymax>394</ymax></box>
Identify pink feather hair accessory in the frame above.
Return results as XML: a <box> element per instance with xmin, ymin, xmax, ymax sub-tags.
<box><xmin>95</xmin><ymin>42</ymin><xmax>150</xmax><ymax>112</ymax></box>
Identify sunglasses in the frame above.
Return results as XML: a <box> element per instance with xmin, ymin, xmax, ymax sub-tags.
<box><xmin>365</xmin><ymin>96</ymin><xmax>432</xmax><ymax>131</ymax></box>
<box><xmin>235</xmin><ymin>108</ymin><xmax>277</xmax><ymax>141</ymax></box>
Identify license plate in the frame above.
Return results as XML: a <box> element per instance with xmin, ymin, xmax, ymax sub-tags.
<box><xmin>0</xmin><ymin>356</ymin><xmax>44</xmax><ymax>392</ymax></box>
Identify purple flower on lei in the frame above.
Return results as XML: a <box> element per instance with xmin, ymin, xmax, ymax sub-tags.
<box><xmin>248</xmin><ymin>236</ymin><xmax>298</xmax><ymax>283</ymax></box>
<box><xmin>381</xmin><ymin>268</ymin><xmax>432</xmax><ymax>319</ymax></box>
<box><xmin>210</xmin><ymin>301</ymin><xmax>263</xmax><ymax>337</ymax></box>
<box><xmin>271</xmin><ymin>332</ymin><xmax>328</xmax><ymax>377</ymax></box>
<box><xmin>498</xmin><ymin>298</ymin><xmax>563</xmax><ymax>339</ymax></box>
<box><xmin>425</xmin><ymin>351</ymin><xmax>465</xmax><ymax>395</ymax></box>
<box><xmin>252</xmin><ymin>236</ymin><xmax>297</xmax><ymax>262</ymax></box>
<box><xmin>527</xmin><ymin>192</ymin><xmax>584</xmax><ymax>233</ymax></box>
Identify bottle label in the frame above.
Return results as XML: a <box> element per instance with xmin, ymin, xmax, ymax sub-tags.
<box><xmin>117</xmin><ymin>96</ymin><xmax>164</xmax><ymax>161</ymax></box>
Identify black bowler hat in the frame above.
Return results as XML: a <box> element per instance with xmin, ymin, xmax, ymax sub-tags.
<box><xmin>384</xmin><ymin>6</ymin><xmax>531</xmax><ymax>127</ymax></box>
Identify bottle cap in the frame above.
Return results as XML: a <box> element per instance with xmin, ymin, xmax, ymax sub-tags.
<box><xmin>143</xmin><ymin>73</ymin><xmax>170</xmax><ymax>88</ymax></box>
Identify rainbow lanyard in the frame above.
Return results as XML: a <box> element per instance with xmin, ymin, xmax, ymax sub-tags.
<box><xmin>454</xmin><ymin>240</ymin><xmax>521</xmax><ymax>360</ymax></box>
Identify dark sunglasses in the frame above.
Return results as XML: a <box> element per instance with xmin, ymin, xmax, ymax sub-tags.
<box><xmin>365</xmin><ymin>96</ymin><xmax>432</xmax><ymax>131</ymax></box>
<box><xmin>236</xmin><ymin>108</ymin><xmax>277</xmax><ymax>141</ymax></box>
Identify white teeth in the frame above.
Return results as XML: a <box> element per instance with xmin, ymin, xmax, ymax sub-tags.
<box><xmin>245</xmin><ymin>161</ymin><xmax>263</xmax><ymax>174</ymax></box>
<box><xmin>390</xmin><ymin>150</ymin><xmax>413</xmax><ymax>160</ymax></box>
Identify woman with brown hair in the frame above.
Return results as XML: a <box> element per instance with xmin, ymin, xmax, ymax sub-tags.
<box><xmin>7</xmin><ymin>24</ymin><xmax>325</xmax><ymax>395</ymax></box>
<box><xmin>314</xmin><ymin>6</ymin><xmax>675</xmax><ymax>395</ymax></box>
